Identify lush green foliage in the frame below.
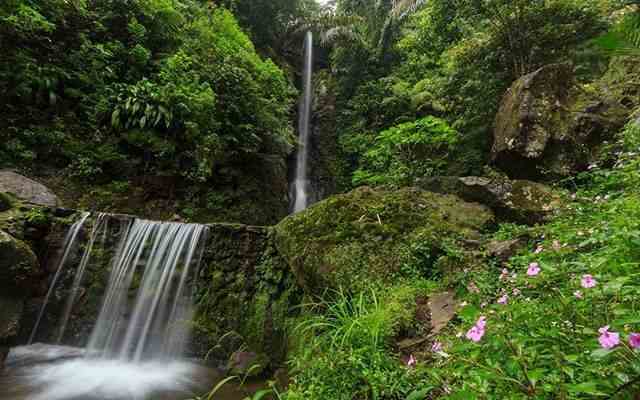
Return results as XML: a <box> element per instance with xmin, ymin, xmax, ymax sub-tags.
<box><xmin>0</xmin><ymin>1</ymin><xmax>294</xmax><ymax>181</ymax></box>
<box><xmin>0</xmin><ymin>0</ymin><xmax>300</xmax><ymax>223</ymax></box>
<box><xmin>353</xmin><ymin>116</ymin><xmax>459</xmax><ymax>186</ymax></box>
<box><xmin>331</xmin><ymin>0</ymin><xmax>607</xmax><ymax>188</ymax></box>
<box><xmin>285</xmin><ymin>285</ymin><xmax>426</xmax><ymax>400</ymax></box>
<box><xmin>282</xmin><ymin>121</ymin><xmax>640</xmax><ymax>399</ymax></box>
<box><xmin>219</xmin><ymin>0</ymin><xmax>318</xmax><ymax>57</ymax></box>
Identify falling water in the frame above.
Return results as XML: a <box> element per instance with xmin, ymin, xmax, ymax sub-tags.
<box><xmin>292</xmin><ymin>31</ymin><xmax>314</xmax><ymax>213</ymax></box>
<box><xmin>87</xmin><ymin>219</ymin><xmax>208</xmax><ymax>361</ymax></box>
<box><xmin>13</xmin><ymin>216</ymin><xmax>211</xmax><ymax>400</ymax></box>
<box><xmin>56</xmin><ymin>213</ymin><xmax>109</xmax><ymax>343</ymax></box>
<box><xmin>29</xmin><ymin>212</ymin><xmax>90</xmax><ymax>344</ymax></box>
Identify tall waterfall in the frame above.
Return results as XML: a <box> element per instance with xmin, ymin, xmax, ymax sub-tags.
<box><xmin>292</xmin><ymin>31</ymin><xmax>314</xmax><ymax>213</ymax></box>
<box><xmin>30</xmin><ymin>214</ymin><xmax>208</xmax><ymax>361</ymax></box>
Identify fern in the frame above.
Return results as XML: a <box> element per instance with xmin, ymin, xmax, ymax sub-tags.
<box><xmin>596</xmin><ymin>12</ymin><xmax>640</xmax><ymax>56</ymax></box>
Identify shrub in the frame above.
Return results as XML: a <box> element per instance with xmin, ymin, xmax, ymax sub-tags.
<box><xmin>353</xmin><ymin>116</ymin><xmax>459</xmax><ymax>186</ymax></box>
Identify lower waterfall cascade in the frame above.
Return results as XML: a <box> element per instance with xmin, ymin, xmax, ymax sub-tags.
<box><xmin>3</xmin><ymin>213</ymin><xmax>215</xmax><ymax>400</ymax></box>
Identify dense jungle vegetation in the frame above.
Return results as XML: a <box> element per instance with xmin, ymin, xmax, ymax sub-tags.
<box><xmin>5</xmin><ymin>0</ymin><xmax>640</xmax><ymax>399</ymax></box>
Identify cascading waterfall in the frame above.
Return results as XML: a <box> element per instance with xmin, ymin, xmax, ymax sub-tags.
<box><xmin>29</xmin><ymin>214</ymin><xmax>208</xmax><ymax>360</ymax></box>
<box><xmin>292</xmin><ymin>31</ymin><xmax>314</xmax><ymax>213</ymax></box>
<box><xmin>13</xmin><ymin>213</ymin><xmax>211</xmax><ymax>400</ymax></box>
<box><xmin>56</xmin><ymin>213</ymin><xmax>110</xmax><ymax>343</ymax></box>
<box><xmin>88</xmin><ymin>219</ymin><xmax>208</xmax><ymax>361</ymax></box>
<box><xmin>28</xmin><ymin>212</ymin><xmax>90</xmax><ymax>344</ymax></box>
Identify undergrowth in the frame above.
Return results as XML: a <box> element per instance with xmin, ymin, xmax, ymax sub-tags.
<box><xmin>281</xmin><ymin>120</ymin><xmax>640</xmax><ymax>399</ymax></box>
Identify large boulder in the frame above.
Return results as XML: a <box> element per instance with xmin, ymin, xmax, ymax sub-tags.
<box><xmin>492</xmin><ymin>63</ymin><xmax>629</xmax><ymax>179</ymax></box>
<box><xmin>0</xmin><ymin>171</ymin><xmax>60</xmax><ymax>208</ymax></box>
<box><xmin>418</xmin><ymin>176</ymin><xmax>561</xmax><ymax>225</ymax></box>
<box><xmin>275</xmin><ymin>186</ymin><xmax>494</xmax><ymax>295</ymax></box>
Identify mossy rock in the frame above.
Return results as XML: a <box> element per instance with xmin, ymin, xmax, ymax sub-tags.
<box><xmin>0</xmin><ymin>295</ymin><xmax>23</xmax><ymax>343</ymax></box>
<box><xmin>492</xmin><ymin>63</ymin><xmax>631</xmax><ymax>180</ymax></box>
<box><xmin>418</xmin><ymin>176</ymin><xmax>562</xmax><ymax>225</ymax></box>
<box><xmin>0</xmin><ymin>229</ymin><xmax>39</xmax><ymax>295</ymax></box>
<box><xmin>0</xmin><ymin>193</ymin><xmax>12</xmax><ymax>212</ymax></box>
<box><xmin>191</xmin><ymin>225</ymin><xmax>301</xmax><ymax>370</ymax></box>
<box><xmin>275</xmin><ymin>186</ymin><xmax>494</xmax><ymax>295</ymax></box>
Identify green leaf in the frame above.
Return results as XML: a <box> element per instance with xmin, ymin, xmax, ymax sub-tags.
<box><xmin>565</xmin><ymin>382</ymin><xmax>608</xmax><ymax>396</ymax></box>
<box><xmin>591</xmin><ymin>348</ymin><xmax>613</xmax><ymax>360</ymax></box>
<box><xmin>111</xmin><ymin>109</ymin><xmax>120</xmax><ymax>128</ymax></box>
<box><xmin>406</xmin><ymin>388</ymin><xmax>430</xmax><ymax>400</ymax></box>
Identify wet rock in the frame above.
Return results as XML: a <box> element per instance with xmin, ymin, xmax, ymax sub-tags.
<box><xmin>492</xmin><ymin>63</ymin><xmax>629</xmax><ymax>179</ymax></box>
<box><xmin>428</xmin><ymin>291</ymin><xmax>458</xmax><ymax>335</ymax></box>
<box><xmin>418</xmin><ymin>176</ymin><xmax>561</xmax><ymax>225</ymax></box>
<box><xmin>397</xmin><ymin>291</ymin><xmax>458</xmax><ymax>351</ymax></box>
<box><xmin>0</xmin><ymin>347</ymin><xmax>7</xmax><ymax>371</ymax></box>
<box><xmin>0</xmin><ymin>170</ymin><xmax>61</xmax><ymax>207</ymax></box>
<box><xmin>190</xmin><ymin>224</ymin><xmax>300</xmax><ymax>371</ymax></box>
<box><xmin>0</xmin><ymin>193</ymin><xmax>12</xmax><ymax>212</ymax></box>
<box><xmin>0</xmin><ymin>295</ymin><xmax>24</xmax><ymax>371</ymax></box>
<box><xmin>53</xmin><ymin>208</ymin><xmax>77</xmax><ymax>218</ymax></box>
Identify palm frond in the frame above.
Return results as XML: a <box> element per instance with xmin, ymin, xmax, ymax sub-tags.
<box><xmin>390</xmin><ymin>0</ymin><xmax>428</xmax><ymax>19</ymax></box>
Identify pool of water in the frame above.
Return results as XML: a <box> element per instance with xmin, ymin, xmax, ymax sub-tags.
<box><xmin>0</xmin><ymin>344</ymin><xmax>259</xmax><ymax>400</ymax></box>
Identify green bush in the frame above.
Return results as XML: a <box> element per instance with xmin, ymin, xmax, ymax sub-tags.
<box><xmin>353</xmin><ymin>116</ymin><xmax>459</xmax><ymax>186</ymax></box>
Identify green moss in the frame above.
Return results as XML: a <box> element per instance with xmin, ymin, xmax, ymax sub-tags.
<box><xmin>0</xmin><ymin>230</ymin><xmax>39</xmax><ymax>294</ymax></box>
<box><xmin>192</xmin><ymin>227</ymin><xmax>301</xmax><ymax>370</ymax></box>
<box><xmin>275</xmin><ymin>186</ymin><xmax>494</xmax><ymax>295</ymax></box>
<box><xmin>0</xmin><ymin>193</ymin><xmax>13</xmax><ymax>212</ymax></box>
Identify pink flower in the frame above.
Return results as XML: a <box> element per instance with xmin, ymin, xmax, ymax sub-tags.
<box><xmin>497</xmin><ymin>294</ymin><xmax>509</xmax><ymax>305</ymax></box>
<box><xmin>629</xmin><ymin>333</ymin><xmax>640</xmax><ymax>349</ymax></box>
<box><xmin>534</xmin><ymin>246</ymin><xmax>544</xmax><ymax>254</ymax></box>
<box><xmin>406</xmin><ymin>354</ymin><xmax>416</xmax><ymax>367</ymax></box>
<box><xmin>574</xmin><ymin>290</ymin><xmax>583</xmax><ymax>299</ymax></box>
<box><xmin>431</xmin><ymin>341</ymin><xmax>443</xmax><ymax>352</ymax></box>
<box><xmin>466</xmin><ymin>316</ymin><xmax>487</xmax><ymax>342</ymax></box>
<box><xmin>527</xmin><ymin>262</ymin><xmax>541</xmax><ymax>276</ymax></box>
<box><xmin>581</xmin><ymin>274</ymin><xmax>597</xmax><ymax>289</ymax></box>
<box><xmin>466</xmin><ymin>325</ymin><xmax>485</xmax><ymax>342</ymax></box>
<box><xmin>598</xmin><ymin>326</ymin><xmax>620</xmax><ymax>349</ymax></box>
<box><xmin>512</xmin><ymin>288</ymin><xmax>521</xmax><ymax>296</ymax></box>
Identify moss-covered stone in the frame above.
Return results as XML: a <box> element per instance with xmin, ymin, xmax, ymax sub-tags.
<box><xmin>0</xmin><ymin>229</ymin><xmax>39</xmax><ymax>295</ymax></box>
<box><xmin>191</xmin><ymin>224</ymin><xmax>301</xmax><ymax>370</ymax></box>
<box><xmin>275</xmin><ymin>186</ymin><xmax>494</xmax><ymax>295</ymax></box>
<box><xmin>0</xmin><ymin>193</ymin><xmax>12</xmax><ymax>212</ymax></box>
<box><xmin>418</xmin><ymin>176</ymin><xmax>562</xmax><ymax>225</ymax></box>
<box><xmin>492</xmin><ymin>62</ymin><xmax>631</xmax><ymax>180</ymax></box>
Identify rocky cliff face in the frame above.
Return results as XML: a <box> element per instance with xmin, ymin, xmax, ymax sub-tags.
<box><xmin>289</xmin><ymin>72</ymin><xmax>343</xmax><ymax>209</ymax></box>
